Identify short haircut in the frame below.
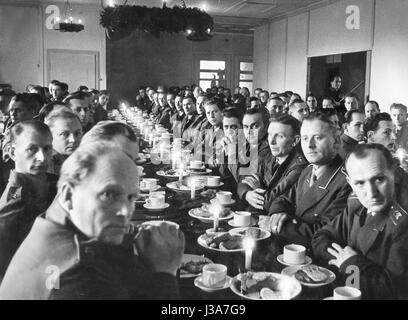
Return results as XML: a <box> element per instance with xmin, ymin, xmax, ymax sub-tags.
<box><xmin>249</xmin><ymin>97</ymin><xmax>259</xmax><ymax>103</ymax></box>
<box><xmin>330</xmin><ymin>75</ymin><xmax>341</xmax><ymax>82</ymax></box>
<box><xmin>50</xmin><ymin>80</ymin><xmax>59</xmax><ymax>86</ymax></box>
<box><xmin>182</xmin><ymin>96</ymin><xmax>196</xmax><ymax>104</ymax></box>
<box><xmin>99</xmin><ymin>90</ymin><xmax>110</xmax><ymax>96</ymax></box>
<box><xmin>289</xmin><ymin>99</ymin><xmax>305</xmax><ymax>108</ymax></box>
<box><xmin>60</xmin><ymin>82</ymin><xmax>69</xmax><ymax>92</ymax></box>
<box><xmin>58</xmin><ymin>141</ymin><xmax>123</xmax><ymax>191</ymax></box>
<box><xmin>302</xmin><ymin>112</ymin><xmax>337</xmax><ymax>136</ymax></box>
<box><xmin>243</xmin><ymin>107</ymin><xmax>270</xmax><ymax>127</ymax></box>
<box><xmin>365</xmin><ymin>100</ymin><xmax>380</xmax><ymax>111</ymax></box>
<box><xmin>63</xmin><ymin>91</ymin><xmax>89</xmax><ymax>104</ymax></box>
<box><xmin>77</xmin><ymin>85</ymin><xmax>89</xmax><ymax>92</ymax></box>
<box><xmin>10</xmin><ymin>120</ymin><xmax>52</xmax><ymax>144</ymax></box>
<box><xmin>38</xmin><ymin>101</ymin><xmax>69</xmax><ymax>122</ymax></box>
<box><xmin>322</xmin><ymin>96</ymin><xmax>335</xmax><ymax>103</ymax></box>
<box><xmin>45</xmin><ymin>109</ymin><xmax>81</xmax><ymax>128</ymax></box>
<box><xmin>390</xmin><ymin>103</ymin><xmax>407</xmax><ymax>113</ymax></box>
<box><xmin>203</xmin><ymin>97</ymin><xmax>226</xmax><ymax>111</ymax></box>
<box><xmin>9</xmin><ymin>93</ymin><xmax>38</xmax><ymax>113</ymax></box>
<box><xmin>270</xmin><ymin>114</ymin><xmax>301</xmax><ymax>135</ymax></box>
<box><xmin>364</xmin><ymin>112</ymin><xmax>392</xmax><ymax>135</ymax></box>
<box><xmin>345</xmin><ymin>92</ymin><xmax>359</xmax><ymax>101</ymax></box>
<box><xmin>255</xmin><ymin>88</ymin><xmax>262</xmax><ymax>92</ymax></box>
<box><xmin>344</xmin><ymin>109</ymin><xmax>365</xmax><ymax>124</ymax></box>
<box><xmin>345</xmin><ymin>143</ymin><xmax>397</xmax><ymax>173</ymax></box>
<box><xmin>306</xmin><ymin>94</ymin><xmax>317</xmax><ymax>100</ymax></box>
<box><xmin>223</xmin><ymin>107</ymin><xmax>243</xmax><ymax>122</ymax></box>
<box><xmin>80</xmin><ymin>120</ymin><xmax>137</xmax><ymax>145</ymax></box>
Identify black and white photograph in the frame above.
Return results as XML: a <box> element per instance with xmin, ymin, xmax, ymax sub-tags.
<box><xmin>0</xmin><ymin>0</ymin><xmax>407</xmax><ymax>303</ymax></box>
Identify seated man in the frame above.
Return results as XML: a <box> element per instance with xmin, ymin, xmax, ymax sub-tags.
<box><xmin>155</xmin><ymin>92</ymin><xmax>172</xmax><ymax>130</ymax></box>
<box><xmin>238</xmin><ymin>115</ymin><xmax>308</xmax><ymax>212</ymax></box>
<box><xmin>81</xmin><ymin>120</ymin><xmax>138</xmax><ymax>161</ymax></box>
<box><xmin>64</xmin><ymin>91</ymin><xmax>93</xmax><ymax>133</ymax></box>
<box><xmin>0</xmin><ymin>121</ymin><xmax>57</xmax><ymax>281</ymax></box>
<box><xmin>390</xmin><ymin>103</ymin><xmax>408</xmax><ymax>152</ymax></box>
<box><xmin>93</xmin><ymin>90</ymin><xmax>109</xmax><ymax>123</ymax></box>
<box><xmin>259</xmin><ymin>113</ymin><xmax>352</xmax><ymax>248</ymax></box>
<box><xmin>0</xmin><ymin>142</ymin><xmax>185</xmax><ymax>299</ymax></box>
<box><xmin>45</xmin><ymin>110</ymin><xmax>83</xmax><ymax>175</ymax></box>
<box><xmin>339</xmin><ymin>109</ymin><xmax>365</xmax><ymax>159</ymax></box>
<box><xmin>364</xmin><ymin>112</ymin><xmax>396</xmax><ymax>152</ymax></box>
<box><xmin>312</xmin><ymin>144</ymin><xmax>408</xmax><ymax>299</ymax></box>
<box><xmin>364</xmin><ymin>100</ymin><xmax>380</xmax><ymax>120</ymax></box>
<box><xmin>180</xmin><ymin>97</ymin><xmax>203</xmax><ymax>144</ymax></box>
<box><xmin>322</xmin><ymin>97</ymin><xmax>335</xmax><ymax>110</ymax></box>
<box><xmin>170</xmin><ymin>95</ymin><xmax>185</xmax><ymax>138</ymax></box>
<box><xmin>288</xmin><ymin>99</ymin><xmax>309</xmax><ymax>123</ymax></box>
<box><xmin>266</xmin><ymin>97</ymin><xmax>284</xmax><ymax>116</ymax></box>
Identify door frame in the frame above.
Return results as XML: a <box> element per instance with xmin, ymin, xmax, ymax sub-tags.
<box><xmin>47</xmin><ymin>49</ymin><xmax>100</xmax><ymax>89</ymax></box>
<box><xmin>193</xmin><ymin>53</ymin><xmax>233</xmax><ymax>90</ymax></box>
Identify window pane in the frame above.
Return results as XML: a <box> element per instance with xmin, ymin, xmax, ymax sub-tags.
<box><xmin>200</xmin><ymin>72</ymin><xmax>225</xmax><ymax>80</ymax></box>
<box><xmin>239</xmin><ymin>81</ymin><xmax>253</xmax><ymax>95</ymax></box>
<box><xmin>200</xmin><ymin>60</ymin><xmax>225</xmax><ymax>70</ymax></box>
<box><xmin>240</xmin><ymin>74</ymin><xmax>253</xmax><ymax>80</ymax></box>
<box><xmin>200</xmin><ymin>80</ymin><xmax>213</xmax><ymax>91</ymax></box>
<box><xmin>240</xmin><ymin>62</ymin><xmax>253</xmax><ymax>72</ymax></box>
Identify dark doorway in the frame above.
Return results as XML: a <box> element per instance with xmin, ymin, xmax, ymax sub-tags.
<box><xmin>307</xmin><ymin>51</ymin><xmax>369</xmax><ymax>107</ymax></box>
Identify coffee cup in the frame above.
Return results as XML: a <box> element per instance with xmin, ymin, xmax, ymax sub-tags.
<box><xmin>140</xmin><ymin>178</ymin><xmax>158</xmax><ymax>190</ymax></box>
<box><xmin>207</xmin><ymin>176</ymin><xmax>221</xmax><ymax>187</ymax></box>
<box><xmin>283</xmin><ymin>244</ymin><xmax>306</xmax><ymax>265</ymax></box>
<box><xmin>190</xmin><ymin>160</ymin><xmax>203</xmax><ymax>169</ymax></box>
<box><xmin>333</xmin><ymin>286</ymin><xmax>362</xmax><ymax>300</ymax></box>
<box><xmin>216</xmin><ymin>191</ymin><xmax>232</xmax><ymax>204</ymax></box>
<box><xmin>233</xmin><ymin>211</ymin><xmax>251</xmax><ymax>227</ymax></box>
<box><xmin>202</xmin><ymin>264</ymin><xmax>227</xmax><ymax>288</ymax></box>
<box><xmin>145</xmin><ymin>194</ymin><xmax>165</xmax><ymax>208</ymax></box>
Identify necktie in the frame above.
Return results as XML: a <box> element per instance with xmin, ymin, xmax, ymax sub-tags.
<box><xmin>309</xmin><ymin>168</ymin><xmax>318</xmax><ymax>187</ymax></box>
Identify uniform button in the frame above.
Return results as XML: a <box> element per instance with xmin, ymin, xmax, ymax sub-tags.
<box><xmin>314</xmin><ymin>213</ymin><xmax>318</xmax><ymax>217</ymax></box>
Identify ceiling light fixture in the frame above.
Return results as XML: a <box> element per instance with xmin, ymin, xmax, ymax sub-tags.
<box><xmin>53</xmin><ymin>0</ymin><xmax>84</xmax><ymax>32</ymax></box>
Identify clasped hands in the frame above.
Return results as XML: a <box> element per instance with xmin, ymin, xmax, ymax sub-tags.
<box><xmin>134</xmin><ymin>222</ymin><xmax>185</xmax><ymax>276</ymax></box>
<box><xmin>258</xmin><ymin>213</ymin><xmax>289</xmax><ymax>235</ymax></box>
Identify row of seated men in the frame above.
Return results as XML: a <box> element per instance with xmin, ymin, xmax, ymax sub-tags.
<box><xmin>0</xmin><ymin>81</ymin><xmax>406</xmax><ymax>299</ymax></box>
<box><xmin>142</xmin><ymin>86</ymin><xmax>408</xmax><ymax>299</ymax></box>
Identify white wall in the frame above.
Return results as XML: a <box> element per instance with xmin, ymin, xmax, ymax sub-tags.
<box><xmin>253</xmin><ymin>0</ymin><xmax>408</xmax><ymax>110</ymax></box>
<box><xmin>0</xmin><ymin>1</ymin><xmax>106</xmax><ymax>92</ymax></box>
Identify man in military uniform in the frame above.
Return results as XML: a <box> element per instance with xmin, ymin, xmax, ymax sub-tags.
<box><xmin>0</xmin><ymin>142</ymin><xmax>185</xmax><ymax>299</ymax></box>
<box><xmin>259</xmin><ymin>113</ymin><xmax>352</xmax><ymax>248</ymax></box>
<box><xmin>238</xmin><ymin>114</ymin><xmax>308</xmax><ymax>212</ymax></box>
<box><xmin>312</xmin><ymin>144</ymin><xmax>408</xmax><ymax>299</ymax></box>
<box><xmin>0</xmin><ymin>121</ymin><xmax>58</xmax><ymax>281</ymax></box>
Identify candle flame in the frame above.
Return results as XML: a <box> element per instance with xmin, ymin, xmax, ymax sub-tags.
<box><xmin>243</xmin><ymin>237</ymin><xmax>255</xmax><ymax>250</ymax></box>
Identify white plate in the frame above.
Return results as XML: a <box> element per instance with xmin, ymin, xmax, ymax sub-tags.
<box><xmin>194</xmin><ymin>276</ymin><xmax>232</xmax><ymax>293</ymax></box>
<box><xmin>188</xmin><ymin>208</ymin><xmax>234</xmax><ymax>223</ymax></box>
<box><xmin>281</xmin><ymin>265</ymin><xmax>336</xmax><ymax>288</ymax></box>
<box><xmin>197</xmin><ymin>233</ymin><xmax>245</xmax><ymax>253</ymax></box>
<box><xmin>143</xmin><ymin>203</ymin><xmax>170</xmax><ymax>212</ymax></box>
<box><xmin>139</xmin><ymin>185</ymin><xmax>161</xmax><ymax>193</ymax></box>
<box><xmin>187</xmin><ymin>168</ymin><xmax>212</xmax><ymax>175</ymax></box>
<box><xmin>204</xmin><ymin>182</ymin><xmax>224</xmax><ymax>189</ymax></box>
<box><xmin>229</xmin><ymin>227</ymin><xmax>271</xmax><ymax>241</ymax></box>
<box><xmin>277</xmin><ymin>254</ymin><xmax>312</xmax><ymax>267</ymax></box>
<box><xmin>229</xmin><ymin>272</ymin><xmax>302</xmax><ymax>300</ymax></box>
<box><xmin>166</xmin><ymin>182</ymin><xmax>205</xmax><ymax>193</ymax></box>
<box><xmin>157</xmin><ymin>170</ymin><xmax>189</xmax><ymax>179</ymax></box>
<box><xmin>179</xmin><ymin>254</ymin><xmax>213</xmax><ymax>279</ymax></box>
<box><xmin>228</xmin><ymin>218</ymin><xmax>257</xmax><ymax>228</ymax></box>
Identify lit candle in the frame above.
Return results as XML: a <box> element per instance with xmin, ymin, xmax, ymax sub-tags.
<box><xmin>69</xmin><ymin>16</ymin><xmax>74</xmax><ymax>22</ymax></box>
<box><xmin>243</xmin><ymin>237</ymin><xmax>255</xmax><ymax>271</ymax></box>
<box><xmin>213</xmin><ymin>206</ymin><xmax>220</xmax><ymax>232</ymax></box>
<box><xmin>190</xmin><ymin>177</ymin><xmax>196</xmax><ymax>200</ymax></box>
<box><xmin>160</xmin><ymin>144</ymin><xmax>164</xmax><ymax>161</ymax></box>
<box><xmin>178</xmin><ymin>163</ymin><xmax>184</xmax><ymax>184</ymax></box>
<box><xmin>396</xmin><ymin>148</ymin><xmax>406</xmax><ymax>165</ymax></box>
<box><xmin>56</xmin><ymin>17</ymin><xmax>60</xmax><ymax>22</ymax></box>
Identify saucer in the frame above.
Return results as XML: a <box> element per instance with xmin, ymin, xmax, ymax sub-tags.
<box><xmin>227</xmin><ymin>217</ymin><xmax>257</xmax><ymax>228</ymax></box>
<box><xmin>205</xmin><ymin>182</ymin><xmax>224</xmax><ymax>189</ymax></box>
<box><xmin>277</xmin><ymin>254</ymin><xmax>312</xmax><ymax>267</ymax></box>
<box><xmin>194</xmin><ymin>276</ymin><xmax>232</xmax><ymax>293</ymax></box>
<box><xmin>139</xmin><ymin>185</ymin><xmax>161</xmax><ymax>193</ymax></box>
<box><xmin>143</xmin><ymin>203</ymin><xmax>170</xmax><ymax>212</ymax></box>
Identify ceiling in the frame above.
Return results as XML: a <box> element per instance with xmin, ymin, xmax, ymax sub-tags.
<box><xmin>9</xmin><ymin>0</ymin><xmax>334</xmax><ymax>33</ymax></box>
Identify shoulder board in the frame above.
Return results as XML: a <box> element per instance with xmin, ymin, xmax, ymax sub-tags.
<box><xmin>6</xmin><ymin>186</ymin><xmax>22</xmax><ymax>201</ymax></box>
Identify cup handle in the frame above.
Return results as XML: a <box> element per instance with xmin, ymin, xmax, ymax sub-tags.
<box><xmin>140</xmin><ymin>181</ymin><xmax>146</xmax><ymax>189</ymax></box>
<box><xmin>145</xmin><ymin>198</ymin><xmax>151</xmax><ymax>205</ymax></box>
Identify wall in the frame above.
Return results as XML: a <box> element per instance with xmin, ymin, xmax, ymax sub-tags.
<box><xmin>107</xmin><ymin>31</ymin><xmax>253</xmax><ymax>101</ymax></box>
<box><xmin>254</xmin><ymin>0</ymin><xmax>408</xmax><ymax>111</ymax></box>
<box><xmin>0</xmin><ymin>0</ymin><xmax>106</xmax><ymax>92</ymax></box>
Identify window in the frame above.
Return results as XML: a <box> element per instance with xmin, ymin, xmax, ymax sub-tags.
<box><xmin>239</xmin><ymin>62</ymin><xmax>253</xmax><ymax>94</ymax></box>
<box><xmin>199</xmin><ymin>60</ymin><xmax>226</xmax><ymax>91</ymax></box>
